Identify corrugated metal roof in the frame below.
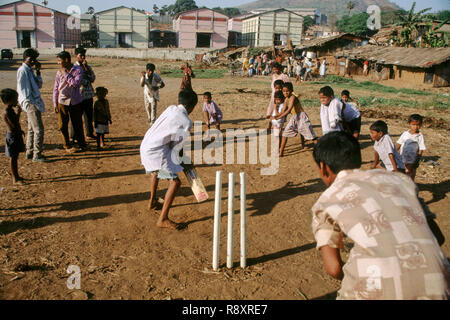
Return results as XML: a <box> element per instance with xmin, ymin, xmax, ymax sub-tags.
<box><xmin>242</xmin><ymin>8</ymin><xmax>305</xmax><ymax>21</ymax></box>
<box><xmin>335</xmin><ymin>46</ymin><xmax>450</xmax><ymax>68</ymax></box>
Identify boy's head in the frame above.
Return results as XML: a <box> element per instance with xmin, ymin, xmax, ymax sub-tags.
<box><xmin>313</xmin><ymin>131</ymin><xmax>362</xmax><ymax>187</ymax></box>
<box><xmin>272</xmin><ymin>62</ymin><xmax>282</xmax><ymax>74</ymax></box>
<box><xmin>274</xmin><ymin>80</ymin><xmax>284</xmax><ymax>92</ymax></box>
<box><xmin>57</xmin><ymin>51</ymin><xmax>71</xmax><ymax>68</ymax></box>
<box><xmin>74</xmin><ymin>47</ymin><xmax>87</xmax><ymax>63</ymax></box>
<box><xmin>203</xmin><ymin>91</ymin><xmax>212</xmax><ymax>103</ymax></box>
<box><xmin>319</xmin><ymin>86</ymin><xmax>334</xmax><ymax>106</ymax></box>
<box><xmin>23</xmin><ymin>48</ymin><xmax>39</xmax><ymax>66</ymax></box>
<box><xmin>341</xmin><ymin>89</ymin><xmax>350</xmax><ymax>102</ymax></box>
<box><xmin>282</xmin><ymin>82</ymin><xmax>294</xmax><ymax>98</ymax></box>
<box><xmin>408</xmin><ymin>114</ymin><xmax>423</xmax><ymax>134</ymax></box>
<box><xmin>274</xmin><ymin>91</ymin><xmax>285</xmax><ymax>105</ymax></box>
<box><xmin>369</xmin><ymin>120</ymin><xmax>388</xmax><ymax>142</ymax></box>
<box><xmin>146</xmin><ymin>63</ymin><xmax>156</xmax><ymax>75</ymax></box>
<box><xmin>1</xmin><ymin>88</ymin><xmax>19</xmax><ymax>107</ymax></box>
<box><xmin>95</xmin><ymin>86</ymin><xmax>108</xmax><ymax>99</ymax></box>
<box><xmin>179</xmin><ymin>90</ymin><xmax>198</xmax><ymax>114</ymax></box>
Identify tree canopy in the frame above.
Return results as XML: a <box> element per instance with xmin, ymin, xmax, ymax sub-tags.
<box><xmin>303</xmin><ymin>15</ymin><xmax>314</xmax><ymax>32</ymax></box>
<box><xmin>167</xmin><ymin>0</ymin><xmax>198</xmax><ymax>16</ymax></box>
<box><xmin>336</xmin><ymin>13</ymin><xmax>371</xmax><ymax>35</ymax></box>
<box><xmin>212</xmin><ymin>7</ymin><xmax>241</xmax><ymax>17</ymax></box>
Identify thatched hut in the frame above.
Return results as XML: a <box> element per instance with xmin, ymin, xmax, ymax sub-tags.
<box><xmin>335</xmin><ymin>46</ymin><xmax>450</xmax><ymax>87</ymax></box>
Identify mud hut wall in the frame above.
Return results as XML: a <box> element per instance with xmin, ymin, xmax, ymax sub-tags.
<box><xmin>395</xmin><ymin>67</ymin><xmax>426</xmax><ymax>85</ymax></box>
<box><xmin>433</xmin><ymin>61</ymin><xmax>449</xmax><ymax>87</ymax></box>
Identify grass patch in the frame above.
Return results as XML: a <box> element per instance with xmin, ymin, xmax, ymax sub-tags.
<box><xmin>311</xmin><ymin>75</ymin><xmax>432</xmax><ymax>96</ymax></box>
<box><xmin>159</xmin><ymin>68</ymin><xmax>228</xmax><ymax>79</ymax></box>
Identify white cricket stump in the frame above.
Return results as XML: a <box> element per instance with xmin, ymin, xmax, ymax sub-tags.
<box><xmin>213</xmin><ymin>171</ymin><xmax>247</xmax><ymax>271</ymax></box>
<box><xmin>212</xmin><ymin>170</ymin><xmax>222</xmax><ymax>271</ymax></box>
<box><xmin>240</xmin><ymin>172</ymin><xmax>247</xmax><ymax>269</ymax></box>
<box><xmin>226</xmin><ymin>173</ymin><xmax>235</xmax><ymax>269</ymax></box>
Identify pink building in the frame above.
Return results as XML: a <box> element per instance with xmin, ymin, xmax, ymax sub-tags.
<box><xmin>174</xmin><ymin>8</ymin><xmax>228</xmax><ymax>49</ymax></box>
<box><xmin>0</xmin><ymin>0</ymin><xmax>80</xmax><ymax>49</ymax></box>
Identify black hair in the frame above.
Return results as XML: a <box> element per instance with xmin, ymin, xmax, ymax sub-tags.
<box><xmin>0</xmin><ymin>88</ymin><xmax>18</xmax><ymax>105</ymax></box>
<box><xmin>272</xmin><ymin>62</ymin><xmax>282</xmax><ymax>70</ymax></box>
<box><xmin>146</xmin><ymin>63</ymin><xmax>155</xmax><ymax>71</ymax></box>
<box><xmin>203</xmin><ymin>91</ymin><xmax>212</xmax><ymax>98</ymax></box>
<box><xmin>341</xmin><ymin>90</ymin><xmax>350</xmax><ymax>97</ymax></box>
<box><xmin>274</xmin><ymin>91</ymin><xmax>284</xmax><ymax>100</ymax></box>
<box><xmin>273</xmin><ymin>80</ymin><xmax>284</xmax><ymax>88</ymax></box>
<box><xmin>283</xmin><ymin>82</ymin><xmax>294</xmax><ymax>92</ymax></box>
<box><xmin>95</xmin><ymin>86</ymin><xmax>108</xmax><ymax>95</ymax></box>
<box><xmin>74</xmin><ymin>47</ymin><xmax>87</xmax><ymax>56</ymax></box>
<box><xmin>319</xmin><ymin>86</ymin><xmax>334</xmax><ymax>98</ymax></box>
<box><xmin>57</xmin><ymin>51</ymin><xmax>71</xmax><ymax>62</ymax></box>
<box><xmin>370</xmin><ymin>120</ymin><xmax>388</xmax><ymax>135</ymax></box>
<box><xmin>313</xmin><ymin>131</ymin><xmax>362</xmax><ymax>174</ymax></box>
<box><xmin>178</xmin><ymin>90</ymin><xmax>198</xmax><ymax>109</ymax></box>
<box><xmin>23</xmin><ymin>48</ymin><xmax>39</xmax><ymax>61</ymax></box>
<box><xmin>408</xmin><ymin>114</ymin><xmax>423</xmax><ymax>124</ymax></box>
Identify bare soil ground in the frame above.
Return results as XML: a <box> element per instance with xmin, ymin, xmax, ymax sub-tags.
<box><xmin>0</xmin><ymin>56</ymin><xmax>448</xmax><ymax>300</ymax></box>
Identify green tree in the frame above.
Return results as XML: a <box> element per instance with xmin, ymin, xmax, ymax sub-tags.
<box><xmin>392</xmin><ymin>1</ymin><xmax>432</xmax><ymax>47</ymax></box>
<box><xmin>436</xmin><ymin>10</ymin><xmax>450</xmax><ymax>21</ymax></box>
<box><xmin>336</xmin><ymin>13</ymin><xmax>371</xmax><ymax>35</ymax></box>
<box><xmin>168</xmin><ymin>0</ymin><xmax>198</xmax><ymax>16</ymax></box>
<box><xmin>303</xmin><ymin>15</ymin><xmax>314</xmax><ymax>33</ymax></box>
<box><xmin>153</xmin><ymin>4</ymin><xmax>159</xmax><ymax>15</ymax></box>
<box><xmin>347</xmin><ymin>1</ymin><xmax>355</xmax><ymax>16</ymax></box>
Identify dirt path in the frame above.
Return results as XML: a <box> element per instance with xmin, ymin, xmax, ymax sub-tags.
<box><xmin>0</xmin><ymin>57</ymin><xmax>448</xmax><ymax>300</ymax></box>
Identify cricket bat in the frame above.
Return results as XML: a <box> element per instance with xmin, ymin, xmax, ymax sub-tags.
<box><xmin>183</xmin><ymin>167</ymin><xmax>209</xmax><ymax>203</ymax></box>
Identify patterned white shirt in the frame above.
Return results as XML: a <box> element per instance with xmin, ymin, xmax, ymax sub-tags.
<box><xmin>312</xmin><ymin>169</ymin><xmax>450</xmax><ymax>300</ymax></box>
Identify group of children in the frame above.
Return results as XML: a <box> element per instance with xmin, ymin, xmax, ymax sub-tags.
<box><xmin>2</xmin><ymin>49</ymin><xmax>112</xmax><ymax>185</ymax></box>
<box><xmin>264</xmin><ymin>80</ymin><xmax>425</xmax><ymax>183</ymax></box>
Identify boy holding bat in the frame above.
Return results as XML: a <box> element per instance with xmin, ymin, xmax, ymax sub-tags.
<box><xmin>140</xmin><ymin>90</ymin><xmax>198</xmax><ymax>230</ymax></box>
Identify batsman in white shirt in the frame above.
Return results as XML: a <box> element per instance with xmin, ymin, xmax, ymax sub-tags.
<box><xmin>140</xmin><ymin>90</ymin><xmax>198</xmax><ymax>230</ymax></box>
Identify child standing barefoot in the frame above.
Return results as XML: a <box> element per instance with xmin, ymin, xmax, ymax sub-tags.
<box><xmin>93</xmin><ymin>87</ymin><xmax>112</xmax><ymax>150</ymax></box>
<box><xmin>270</xmin><ymin>91</ymin><xmax>287</xmax><ymax>149</ymax></box>
<box><xmin>396</xmin><ymin>114</ymin><xmax>426</xmax><ymax>181</ymax></box>
<box><xmin>2</xmin><ymin>89</ymin><xmax>26</xmax><ymax>185</ymax></box>
<box><xmin>277</xmin><ymin>83</ymin><xmax>317</xmax><ymax>156</ymax></box>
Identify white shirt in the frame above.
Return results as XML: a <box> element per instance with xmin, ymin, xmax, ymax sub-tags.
<box><xmin>142</xmin><ymin>73</ymin><xmax>163</xmax><ymax>102</ymax></box>
<box><xmin>271</xmin><ymin>103</ymin><xmax>285</xmax><ymax>128</ymax></box>
<box><xmin>320</xmin><ymin>98</ymin><xmax>344</xmax><ymax>135</ymax></box>
<box><xmin>342</xmin><ymin>101</ymin><xmax>360</xmax><ymax>122</ymax></box>
<box><xmin>17</xmin><ymin>63</ymin><xmax>45</xmax><ymax>112</ymax></box>
<box><xmin>374</xmin><ymin>134</ymin><xmax>405</xmax><ymax>171</ymax></box>
<box><xmin>397</xmin><ymin>131</ymin><xmax>426</xmax><ymax>164</ymax></box>
<box><xmin>140</xmin><ymin>105</ymin><xmax>192</xmax><ymax>174</ymax></box>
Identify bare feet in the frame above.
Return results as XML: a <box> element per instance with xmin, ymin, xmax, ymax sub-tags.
<box><xmin>156</xmin><ymin>219</ymin><xmax>180</xmax><ymax>230</ymax></box>
<box><xmin>13</xmin><ymin>179</ymin><xmax>25</xmax><ymax>185</ymax></box>
<box><xmin>148</xmin><ymin>201</ymin><xmax>163</xmax><ymax>211</ymax></box>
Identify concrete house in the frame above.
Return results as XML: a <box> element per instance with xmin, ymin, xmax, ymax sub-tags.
<box><xmin>0</xmin><ymin>0</ymin><xmax>80</xmax><ymax>49</ymax></box>
<box><xmin>174</xmin><ymin>8</ymin><xmax>229</xmax><ymax>49</ymax></box>
<box><xmin>242</xmin><ymin>9</ymin><xmax>304</xmax><ymax>48</ymax></box>
<box><xmin>228</xmin><ymin>15</ymin><xmax>243</xmax><ymax>47</ymax></box>
<box><xmin>250</xmin><ymin>8</ymin><xmax>322</xmax><ymax>25</ymax></box>
<box><xmin>96</xmin><ymin>6</ymin><xmax>150</xmax><ymax>48</ymax></box>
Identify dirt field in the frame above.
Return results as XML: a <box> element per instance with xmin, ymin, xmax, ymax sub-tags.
<box><xmin>0</xmin><ymin>56</ymin><xmax>448</xmax><ymax>300</ymax></box>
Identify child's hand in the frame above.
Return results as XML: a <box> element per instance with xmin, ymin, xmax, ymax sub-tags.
<box><xmin>141</xmin><ymin>71</ymin><xmax>146</xmax><ymax>77</ymax></box>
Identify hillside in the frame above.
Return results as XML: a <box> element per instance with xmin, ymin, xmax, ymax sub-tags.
<box><xmin>238</xmin><ymin>0</ymin><xmax>400</xmax><ymax>17</ymax></box>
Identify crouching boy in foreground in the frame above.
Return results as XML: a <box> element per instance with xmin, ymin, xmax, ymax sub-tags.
<box><xmin>140</xmin><ymin>90</ymin><xmax>198</xmax><ymax>230</ymax></box>
<box><xmin>311</xmin><ymin>131</ymin><xmax>449</xmax><ymax>300</ymax></box>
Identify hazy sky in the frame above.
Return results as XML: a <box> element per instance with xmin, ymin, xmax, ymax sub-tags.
<box><xmin>1</xmin><ymin>0</ymin><xmax>448</xmax><ymax>13</ymax></box>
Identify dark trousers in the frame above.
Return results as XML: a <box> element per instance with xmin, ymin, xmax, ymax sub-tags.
<box><xmin>58</xmin><ymin>103</ymin><xmax>86</xmax><ymax>149</ymax></box>
<box><xmin>70</xmin><ymin>98</ymin><xmax>94</xmax><ymax>139</ymax></box>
